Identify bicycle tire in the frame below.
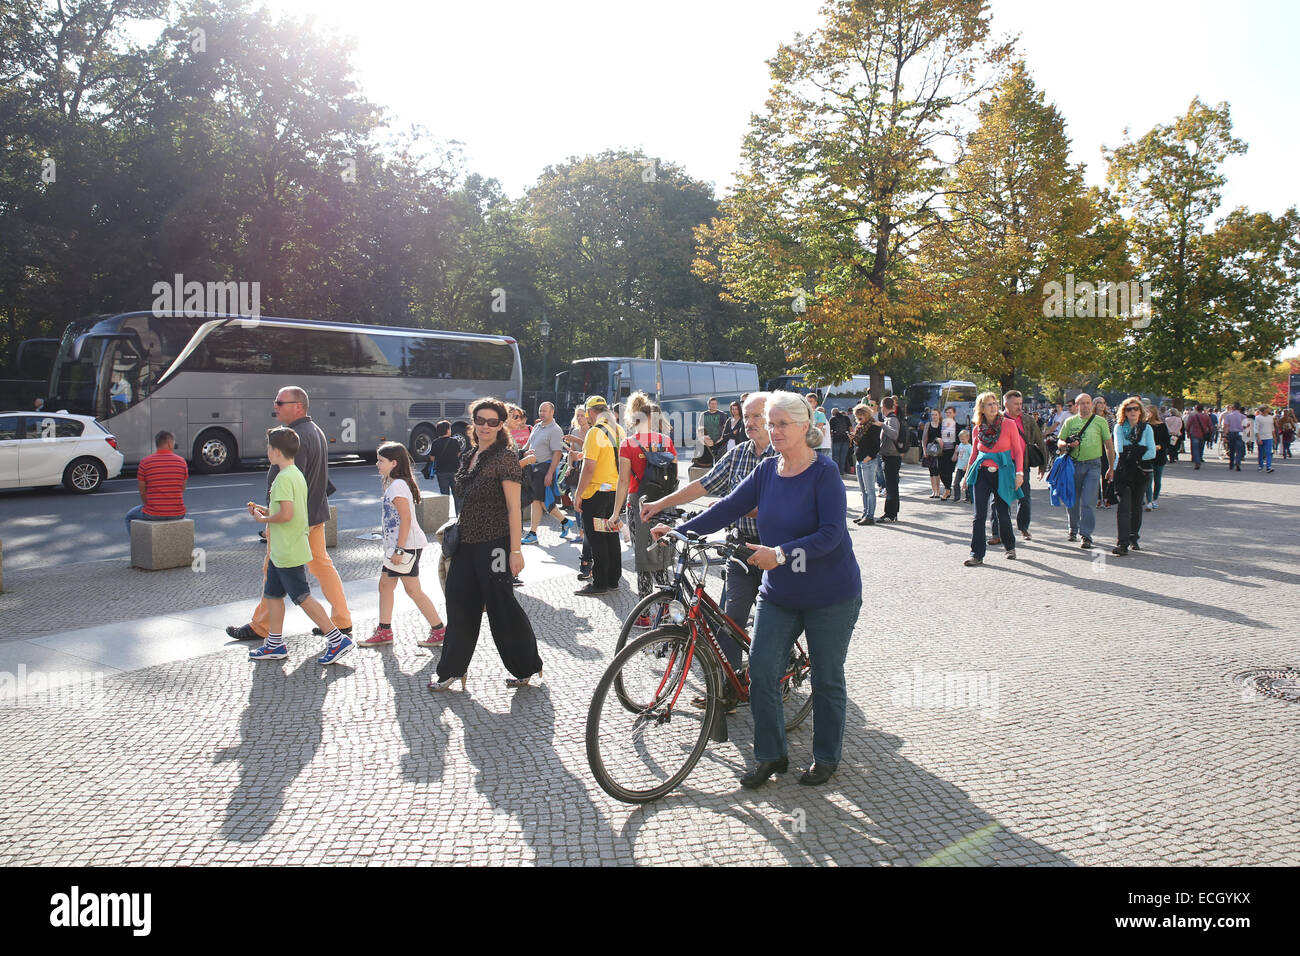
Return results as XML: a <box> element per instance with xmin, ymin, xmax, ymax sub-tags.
<box><xmin>781</xmin><ymin>640</ymin><xmax>814</xmax><ymax>731</ymax></box>
<box><xmin>612</xmin><ymin>589</ymin><xmax>684</xmax><ymax>712</ymax></box>
<box><xmin>587</xmin><ymin>627</ymin><xmax>720</xmax><ymax>804</ymax></box>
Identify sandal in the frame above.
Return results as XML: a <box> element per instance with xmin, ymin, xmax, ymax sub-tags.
<box><xmin>505</xmin><ymin>667</ymin><xmax>543</xmax><ymax>688</ymax></box>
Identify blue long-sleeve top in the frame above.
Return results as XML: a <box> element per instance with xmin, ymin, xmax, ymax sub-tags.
<box><xmin>1113</xmin><ymin>422</ymin><xmax>1156</xmax><ymax>460</ymax></box>
<box><xmin>676</xmin><ymin>454</ymin><xmax>861</xmax><ymax>609</ymax></box>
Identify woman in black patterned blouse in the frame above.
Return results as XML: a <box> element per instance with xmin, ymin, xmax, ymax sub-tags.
<box><xmin>430</xmin><ymin>397</ymin><xmax>543</xmax><ymax>691</ymax></box>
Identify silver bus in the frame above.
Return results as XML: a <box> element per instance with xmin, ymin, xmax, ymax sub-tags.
<box><xmin>37</xmin><ymin>312</ymin><xmax>522</xmax><ymax>470</ymax></box>
<box><xmin>556</xmin><ymin>357</ymin><xmax>760</xmax><ymax>452</ymax></box>
<box><xmin>765</xmin><ymin>373</ymin><xmax>893</xmax><ymax>406</ymax></box>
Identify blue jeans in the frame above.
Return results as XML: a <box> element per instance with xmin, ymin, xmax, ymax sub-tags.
<box><xmin>1190</xmin><ymin>436</ymin><xmax>1205</xmax><ymax>464</ymax></box>
<box><xmin>749</xmin><ymin>593</ymin><xmax>861</xmax><ymax>766</ymax></box>
<box><xmin>1067</xmin><ymin>457</ymin><xmax>1102</xmax><ymax>539</ymax></box>
<box><xmin>855</xmin><ymin>458</ymin><xmax>878</xmax><ymax>518</ymax></box>
<box><xmin>1258</xmin><ymin>438</ymin><xmax>1273</xmax><ymax>470</ymax></box>
<box><xmin>1227</xmin><ymin>432</ymin><xmax>1245</xmax><ymax>468</ymax></box>
<box><xmin>125</xmin><ymin>506</ymin><xmax>185</xmax><ymax>536</ymax></box>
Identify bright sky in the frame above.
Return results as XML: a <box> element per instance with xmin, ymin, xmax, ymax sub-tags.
<box><xmin>255</xmin><ymin>0</ymin><xmax>1299</xmax><ymax>220</ymax></box>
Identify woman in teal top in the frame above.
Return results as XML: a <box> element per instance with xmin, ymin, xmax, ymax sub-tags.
<box><xmin>1111</xmin><ymin>397</ymin><xmax>1156</xmax><ymax>556</ymax></box>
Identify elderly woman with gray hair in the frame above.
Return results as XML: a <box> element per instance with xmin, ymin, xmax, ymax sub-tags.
<box><xmin>651</xmin><ymin>390</ymin><xmax>861</xmax><ymax>790</ymax></box>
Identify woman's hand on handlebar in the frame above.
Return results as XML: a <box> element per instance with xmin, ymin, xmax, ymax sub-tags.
<box><xmin>649</xmin><ymin>523</ymin><xmax>673</xmax><ymax>544</ymax></box>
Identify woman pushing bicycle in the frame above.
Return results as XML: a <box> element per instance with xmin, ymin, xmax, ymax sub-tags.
<box><xmin>650</xmin><ymin>390</ymin><xmax>861</xmax><ymax>789</ymax></box>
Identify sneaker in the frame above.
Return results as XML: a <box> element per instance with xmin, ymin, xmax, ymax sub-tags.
<box><xmin>1068</xmin><ymin>532</ymin><xmax>1078</xmax><ymax>542</ymax></box>
<box><xmin>1111</xmin><ymin>545</ymin><xmax>1128</xmax><ymax>556</ymax></box>
<box><xmin>963</xmin><ymin>557</ymin><xmax>983</xmax><ymax>567</ymax></box>
<box><xmin>521</xmin><ymin>531</ymin><xmax>539</xmax><ymax>545</ymax></box>
<box><xmin>311</xmin><ymin>625</ymin><xmax>353</xmax><ymax>637</ymax></box>
<box><xmin>1151</xmin><ymin>502</ymin><xmax>1158</xmax><ymax>510</ymax></box>
<box><xmin>634</xmin><ymin>613</ymin><xmax>653</xmax><ymax>628</ymax></box>
<box><xmin>1080</xmin><ymin>537</ymin><xmax>1093</xmax><ymax>550</ymax></box>
<box><xmin>317</xmin><ymin>636</ymin><xmax>355</xmax><ymax>665</ymax></box>
<box><xmin>418</xmin><ymin>625</ymin><xmax>446</xmax><ymax>648</ymax></box>
<box><xmin>358</xmin><ymin>626</ymin><xmax>394</xmax><ymax>647</ymax></box>
<box><xmin>577</xmin><ymin>562</ymin><xmax>592</xmax><ymax>581</ymax></box>
<box><xmin>1142</xmin><ymin>504</ymin><xmax>1152</xmax><ymax>512</ymax></box>
<box><xmin>560</xmin><ymin>519</ymin><xmax>573</xmax><ymax>539</ymax></box>
<box><xmin>226</xmin><ymin>624</ymin><xmax>261</xmax><ymax>641</ymax></box>
<box><xmin>1130</xmin><ymin>541</ymin><xmax>1141</xmax><ymax>551</ymax></box>
<box><xmin>1267</xmin><ymin>468</ymin><xmax>1274</xmax><ymax>473</ymax></box>
<box><xmin>1005</xmin><ymin>550</ymin><xmax>1016</xmax><ymax>560</ymax></box>
<box><xmin>574</xmin><ymin>584</ymin><xmax>609</xmax><ymax>596</ymax></box>
<box><xmin>249</xmin><ymin>642</ymin><xmax>288</xmax><ymax>660</ymax></box>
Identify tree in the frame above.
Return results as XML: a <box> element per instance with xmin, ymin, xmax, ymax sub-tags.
<box><xmin>1103</xmin><ymin>98</ymin><xmax>1300</xmax><ymax>398</ymax></box>
<box><xmin>695</xmin><ymin>0</ymin><xmax>1009</xmax><ymax>395</ymax></box>
<box><xmin>920</xmin><ymin>63</ymin><xmax>1128</xmax><ymax>393</ymax></box>
<box><xmin>1188</xmin><ymin>353</ymin><xmax>1290</xmax><ymax>409</ymax></box>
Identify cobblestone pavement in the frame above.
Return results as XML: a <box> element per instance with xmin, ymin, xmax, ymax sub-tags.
<box><xmin>1</xmin><ymin>457</ymin><xmax>1297</xmax><ymax>865</ymax></box>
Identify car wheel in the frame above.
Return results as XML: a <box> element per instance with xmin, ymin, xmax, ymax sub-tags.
<box><xmin>193</xmin><ymin>430</ymin><xmax>236</xmax><ymax>474</ymax></box>
<box><xmin>409</xmin><ymin>423</ymin><xmax>436</xmax><ymax>460</ymax></box>
<box><xmin>63</xmin><ymin>457</ymin><xmax>106</xmax><ymax>493</ymax></box>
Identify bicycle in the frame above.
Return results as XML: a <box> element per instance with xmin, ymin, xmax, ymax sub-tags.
<box><xmin>586</xmin><ymin>529</ymin><xmax>814</xmax><ymax>804</ymax></box>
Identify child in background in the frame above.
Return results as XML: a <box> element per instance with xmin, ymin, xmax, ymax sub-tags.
<box><xmin>359</xmin><ymin>442</ymin><xmax>448</xmax><ymax>647</ymax></box>
<box><xmin>248</xmin><ymin>427</ymin><xmax>355</xmax><ymax>664</ymax></box>
<box><xmin>953</xmin><ymin>430</ymin><xmax>973</xmax><ymax>503</ymax></box>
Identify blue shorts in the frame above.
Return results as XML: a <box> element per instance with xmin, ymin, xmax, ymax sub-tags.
<box><xmin>263</xmin><ymin>560</ymin><xmax>311</xmax><ymax>604</ymax></box>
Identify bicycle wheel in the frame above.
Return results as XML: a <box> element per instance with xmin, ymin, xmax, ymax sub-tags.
<box><xmin>781</xmin><ymin>639</ymin><xmax>814</xmax><ymax>731</ymax></box>
<box><xmin>587</xmin><ymin>627</ymin><xmax>720</xmax><ymax>804</ymax></box>
<box><xmin>613</xmin><ymin>588</ymin><xmax>686</xmax><ymax>656</ymax></box>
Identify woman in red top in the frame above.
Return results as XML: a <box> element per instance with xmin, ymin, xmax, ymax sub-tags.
<box><xmin>615</xmin><ymin>393</ymin><xmax>678</xmax><ymax>619</ymax></box>
<box><xmin>962</xmin><ymin>392</ymin><xmax>1025</xmax><ymax>566</ymax></box>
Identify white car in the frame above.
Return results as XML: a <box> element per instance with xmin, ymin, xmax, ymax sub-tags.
<box><xmin>0</xmin><ymin>411</ymin><xmax>125</xmax><ymax>493</ymax></box>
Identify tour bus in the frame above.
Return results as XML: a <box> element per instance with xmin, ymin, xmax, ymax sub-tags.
<box><xmin>904</xmin><ymin>380</ymin><xmax>980</xmax><ymax>431</ymax></box>
<box><xmin>766</xmin><ymin>373</ymin><xmax>893</xmax><ymax>406</ymax></box>
<box><xmin>33</xmin><ymin>311</ymin><xmax>523</xmax><ymax>470</ymax></box>
<box><xmin>556</xmin><ymin>357</ymin><xmax>760</xmax><ymax>452</ymax></box>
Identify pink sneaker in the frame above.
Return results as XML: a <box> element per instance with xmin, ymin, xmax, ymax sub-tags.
<box><xmin>418</xmin><ymin>625</ymin><xmax>446</xmax><ymax>648</ymax></box>
<box><xmin>358</xmin><ymin>626</ymin><xmax>394</xmax><ymax>647</ymax></box>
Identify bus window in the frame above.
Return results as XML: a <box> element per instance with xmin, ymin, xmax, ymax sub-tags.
<box><xmin>576</xmin><ymin>361</ymin><xmax>611</xmax><ymax>397</ymax></box>
<box><xmin>630</xmin><ymin>361</ymin><xmax>656</xmax><ymax>393</ymax></box>
<box><xmin>661</xmin><ymin>362</ymin><xmax>689</xmax><ymax>397</ymax></box>
<box><xmin>714</xmin><ymin>367</ymin><xmax>737</xmax><ymax>392</ymax></box>
<box><xmin>303</xmin><ymin>330</ymin><xmax>360</xmax><ymax>374</ymax></box>
<box><xmin>689</xmin><ymin>365</ymin><xmax>714</xmax><ymax>395</ymax></box>
<box><xmin>407</xmin><ymin>338</ymin><xmax>448</xmax><ymax>378</ymax></box>
<box><xmin>738</xmin><ymin>368</ymin><xmax>760</xmax><ymax>391</ymax></box>
<box><xmin>355</xmin><ymin>332</ymin><xmax>406</xmax><ymax>376</ymax></box>
<box><xmin>946</xmin><ymin>384</ymin><xmax>979</xmax><ymax>404</ymax></box>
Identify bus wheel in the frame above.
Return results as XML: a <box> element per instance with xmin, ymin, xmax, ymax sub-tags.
<box><xmin>409</xmin><ymin>424</ymin><xmax>436</xmax><ymax>460</ymax></box>
<box><xmin>193</xmin><ymin>429</ymin><xmax>236</xmax><ymax>474</ymax></box>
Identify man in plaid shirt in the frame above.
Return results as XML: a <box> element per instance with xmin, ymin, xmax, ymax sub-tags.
<box><xmin>641</xmin><ymin>392</ymin><xmax>776</xmax><ymax>676</ymax></box>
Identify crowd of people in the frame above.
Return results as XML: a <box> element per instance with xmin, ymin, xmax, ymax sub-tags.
<box><xmin>109</xmin><ymin>378</ymin><xmax>1289</xmax><ymax>795</ymax></box>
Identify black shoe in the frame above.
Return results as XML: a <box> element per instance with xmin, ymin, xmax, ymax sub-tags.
<box><xmin>1005</xmin><ymin>550</ymin><xmax>1016</xmax><ymax>560</ymax></box>
<box><xmin>860</xmin><ymin>516</ymin><xmax>875</xmax><ymax>525</ymax></box>
<box><xmin>799</xmin><ymin>763</ymin><xmax>838</xmax><ymax>786</ymax></box>
<box><xmin>512</xmin><ymin>576</ymin><xmax>524</xmax><ymax>587</ymax></box>
<box><xmin>740</xmin><ymin>756</ymin><xmax>788</xmax><ymax>789</ymax></box>
<box><xmin>311</xmin><ymin>625</ymin><xmax>353</xmax><ymax>637</ymax></box>
<box><xmin>574</xmin><ymin>584</ymin><xmax>609</xmax><ymax>596</ymax></box>
<box><xmin>577</xmin><ymin>563</ymin><xmax>592</xmax><ymax>581</ymax></box>
<box><xmin>1129</xmin><ymin>541</ymin><xmax>1140</xmax><ymax>551</ymax></box>
<box><xmin>1112</xmin><ymin>545</ymin><xmax>1128</xmax><ymax>556</ymax></box>
<box><xmin>1080</xmin><ymin>537</ymin><xmax>1093</xmax><ymax>549</ymax></box>
<box><xmin>1068</xmin><ymin>532</ymin><xmax>1078</xmax><ymax>542</ymax></box>
<box><xmin>226</xmin><ymin>624</ymin><xmax>260</xmax><ymax>641</ymax></box>
<box><xmin>963</xmin><ymin>557</ymin><xmax>983</xmax><ymax>567</ymax></box>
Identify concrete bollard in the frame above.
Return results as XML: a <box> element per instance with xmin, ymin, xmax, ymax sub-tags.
<box><xmin>131</xmin><ymin>519</ymin><xmax>196</xmax><ymax>571</ymax></box>
<box><xmin>904</xmin><ymin>447</ymin><xmax>921</xmax><ymax>465</ymax></box>
<box><xmin>416</xmin><ymin>494</ymin><xmax>451</xmax><ymax>536</ymax></box>
<box><xmin>323</xmin><ymin>505</ymin><xmax>338</xmax><ymax>549</ymax></box>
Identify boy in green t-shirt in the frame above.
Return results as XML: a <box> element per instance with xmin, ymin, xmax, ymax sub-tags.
<box><xmin>246</xmin><ymin>426</ymin><xmax>354</xmax><ymax>665</ymax></box>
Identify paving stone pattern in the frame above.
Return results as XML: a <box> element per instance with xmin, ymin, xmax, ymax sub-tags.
<box><xmin>0</xmin><ymin>459</ymin><xmax>1297</xmax><ymax>865</ymax></box>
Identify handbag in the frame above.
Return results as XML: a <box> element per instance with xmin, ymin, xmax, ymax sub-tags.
<box><xmin>438</xmin><ymin>518</ymin><xmax>460</xmax><ymax>559</ymax></box>
<box><xmin>383</xmin><ymin>547</ymin><xmax>417</xmax><ymax>575</ymax></box>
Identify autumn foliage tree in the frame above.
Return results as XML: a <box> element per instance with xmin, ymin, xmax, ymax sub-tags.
<box><xmin>695</xmin><ymin>0</ymin><xmax>1009</xmax><ymax>395</ymax></box>
<box><xmin>920</xmin><ymin>63</ymin><xmax>1129</xmax><ymax>394</ymax></box>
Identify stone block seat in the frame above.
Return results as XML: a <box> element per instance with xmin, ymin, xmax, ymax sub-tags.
<box><xmin>130</xmin><ymin>519</ymin><xmax>195</xmax><ymax>571</ymax></box>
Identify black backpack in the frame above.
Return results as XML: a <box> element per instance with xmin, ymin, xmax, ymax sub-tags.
<box><xmin>632</xmin><ymin>434</ymin><xmax>678</xmax><ymax>502</ymax></box>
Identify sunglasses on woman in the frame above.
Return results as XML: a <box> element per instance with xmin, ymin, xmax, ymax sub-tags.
<box><xmin>474</xmin><ymin>416</ymin><xmax>501</xmax><ymax>427</ymax></box>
